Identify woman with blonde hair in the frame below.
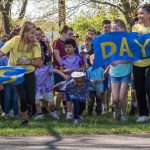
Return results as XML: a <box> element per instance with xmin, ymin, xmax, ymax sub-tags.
<box><xmin>0</xmin><ymin>21</ymin><xmax>42</xmax><ymax>125</ymax></box>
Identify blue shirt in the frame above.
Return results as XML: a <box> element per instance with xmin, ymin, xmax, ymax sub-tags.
<box><xmin>0</xmin><ymin>56</ymin><xmax>8</xmax><ymax>66</ymax></box>
<box><xmin>109</xmin><ymin>63</ymin><xmax>132</xmax><ymax>77</ymax></box>
<box><xmin>66</xmin><ymin>79</ymin><xmax>90</xmax><ymax>101</ymax></box>
<box><xmin>87</xmin><ymin>66</ymin><xmax>104</xmax><ymax>93</ymax></box>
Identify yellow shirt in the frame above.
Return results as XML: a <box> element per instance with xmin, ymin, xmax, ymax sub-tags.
<box><xmin>132</xmin><ymin>23</ymin><xmax>150</xmax><ymax>67</ymax></box>
<box><xmin>1</xmin><ymin>36</ymin><xmax>41</xmax><ymax>73</ymax></box>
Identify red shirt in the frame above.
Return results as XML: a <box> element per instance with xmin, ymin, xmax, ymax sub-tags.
<box><xmin>53</xmin><ymin>38</ymin><xmax>66</xmax><ymax>69</ymax></box>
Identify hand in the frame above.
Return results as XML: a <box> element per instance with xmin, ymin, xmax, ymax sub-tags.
<box><xmin>64</xmin><ymin>75</ymin><xmax>70</xmax><ymax>81</ymax></box>
<box><xmin>18</xmin><ymin>57</ymin><xmax>32</xmax><ymax>65</ymax></box>
<box><xmin>103</xmin><ymin>71</ymin><xmax>108</xmax><ymax>78</ymax></box>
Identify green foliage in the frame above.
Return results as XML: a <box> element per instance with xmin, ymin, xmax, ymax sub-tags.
<box><xmin>69</xmin><ymin>9</ymin><xmax>120</xmax><ymax>42</ymax></box>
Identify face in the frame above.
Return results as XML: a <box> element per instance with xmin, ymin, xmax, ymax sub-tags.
<box><xmin>35</xmin><ymin>30</ymin><xmax>42</xmax><ymax>41</ymax></box>
<box><xmin>27</xmin><ymin>27</ymin><xmax>36</xmax><ymax>42</ymax></box>
<box><xmin>41</xmin><ymin>33</ymin><xmax>46</xmax><ymax>41</ymax></box>
<box><xmin>87</xmin><ymin>31</ymin><xmax>96</xmax><ymax>39</ymax></box>
<box><xmin>137</xmin><ymin>8</ymin><xmax>150</xmax><ymax>22</ymax></box>
<box><xmin>102</xmin><ymin>24</ymin><xmax>111</xmax><ymax>33</ymax></box>
<box><xmin>90</xmin><ymin>56</ymin><xmax>94</xmax><ymax>65</ymax></box>
<box><xmin>65</xmin><ymin>44</ymin><xmax>75</xmax><ymax>55</ymax></box>
<box><xmin>111</xmin><ymin>22</ymin><xmax>125</xmax><ymax>31</ymax></box>
<box><xmin>73</xmin><ymin>34</ymin><xmax>79</xmax><ymax>41</ymax></box>
<box><xmin>73</xmin><ymin>76</ymin><xmax>85</xmax><ymax>86</ymax></box>
<box><xmin>83</xmin><ymin>39</ymin><xmax>92</xmax><ymax>47</ymax></box>
<box><xmin>66</xmin><ymin>29</ymin><xmax>74</xmax><ymax>39</ymax></box>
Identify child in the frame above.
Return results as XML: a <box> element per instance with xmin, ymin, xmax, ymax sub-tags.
<box><xmin>109</xmin><ymin>19</ymin><xmax>132</xmax><ymax>121</ymax></box>
<box><xmin>87</xmin><ymin>55</ymin><xmax>105</xmax><ymax>116</ymax></box>
<box><xmin>60</xmin><ymin>39</ymin><xmax>85</xmax><ymax>120</ymax></box>
<box><xmin>81</xmin><ymin>35</ymin><xmax>94</xmax><ymax>67</ymax></box>
<box><xmin>34</xmin><ymin>55</ymin><xmax>69</xmax><ymax>120</ymax></box>
<box><xmin>66</xmin><ymin>71</ymin><xmax>90</xmax><ymax>124</ymax></box>
<box><xmin>0</xmin><ymin>56</ymin><xmax>19</xmax><ymax>118</ymax></box>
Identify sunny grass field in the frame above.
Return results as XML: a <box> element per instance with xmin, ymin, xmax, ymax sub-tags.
<box><xmin>0</xmin><ymin>110</ymin><xmax>150</xmax><ymax>137</ymax></box>
<box><xmin>0</xmin><ymin>91</ymin><xmax>150</xmax><ymax>137</ymax></box>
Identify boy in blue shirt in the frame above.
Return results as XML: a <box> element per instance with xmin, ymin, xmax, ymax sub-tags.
<box><xmin>86</xmin><ymin>54</ymin><xmax>105</xmax><ymax>116</ymax></box>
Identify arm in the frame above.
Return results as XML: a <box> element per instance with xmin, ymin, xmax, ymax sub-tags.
<box><xmin>0</xmin><ymin>51</ymin><xmax>5</xmax><ymax>58</ymax></box>
<box><xmin>31</xmin><ymin>57</ymin><xmax>43</xmax><ymax>67</ymax></box>
<box><xmin>53</xmin><ymin>69</ymin><xmax>70</xmax><ymax>80</ymax></box>
<box><xmin>111</xmin><ymin>60</ymin><xmax>132</xmax><ymax>66</ymax></box>
<box><xmin>54</xmin><ymin>49</ymin><xmax>61</xmax><ymax>65</ymax></box>
<box><xmin>103</xmin><ymin>65</ymin><xmax>110</xmax><ymax>78</ymax></box>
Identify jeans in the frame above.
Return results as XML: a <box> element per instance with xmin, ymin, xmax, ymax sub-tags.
<box><xmin>133</xmin><ymin>65</ymin><xmax>150</xmax><ymax>116</ymax></box>
<box><xmin>72</xmin><ymin>99</ymin><xmax>86</xmax><ymax>119</ymax></box>
<box><xmin>4</xmin><ymin>84</ymin><xmax>18</xmax><ymax>115</ymax></box>
<box><xmin>0</xmin><ymin>90</ymin><xmax>5</xmax><ymax>112</ymax></box>
<box><xmin>87</xmin><ymin>91</ymin><xmax>102</xmax><ymax>115</ymax></box>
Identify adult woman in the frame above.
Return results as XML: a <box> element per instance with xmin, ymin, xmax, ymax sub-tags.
<box><xmin>0</xmin><ymin>21</ymin><xmax>42</xmax><ymax>125</ymax></box>
<box><xmin>132</xmin><ymin>4</ymin><xmax>150</xmax><ymax>122</ymax></box>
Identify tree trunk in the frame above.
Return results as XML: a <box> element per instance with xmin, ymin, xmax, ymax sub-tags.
<box><xmin>2</xmin><ymin>13</ymin><xmax>11</xmax><ymax>34</ymax></box>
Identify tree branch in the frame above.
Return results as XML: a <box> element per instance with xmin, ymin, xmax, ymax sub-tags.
<box><xmin>0</xmin><ymin>0</ymin><xmax>5</xmax><ymax>13</ymax></box>
<box><xmin>18</xmin><ymin>0</ymin><xmax>28</xmax><ymax>20</ymax></box>
<box><xmin>90</xmin><ymin>0</ymin><xmax>124</xmax><ymax>14</ymax></box>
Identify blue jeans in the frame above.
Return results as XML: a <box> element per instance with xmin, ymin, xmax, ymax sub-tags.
<box><xmin>72</xmin><ymin>99</ymin><xmax>86</xmax><ymax>119</ymax></box>
<box><xmin>4</xmin><ymin>84</ymin><xmax>18</xmax><ymax>115</ymax></box>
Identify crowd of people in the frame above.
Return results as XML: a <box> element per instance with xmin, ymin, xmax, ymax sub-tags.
<box><xmin>0</xmin><ymin>4</ymin><xmax>149</xmax><ymax>125</ymax></box>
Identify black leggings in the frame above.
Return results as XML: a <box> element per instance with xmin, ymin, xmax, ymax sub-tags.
<box><xmin>133</xmin><ymin>66</ymin><xmax>150</xmax><ymax>116</ymax></box>
<box><xmin>15</xmin><ymin>72</ymin><xmax>36</xmax><ymax>112</ymax></box>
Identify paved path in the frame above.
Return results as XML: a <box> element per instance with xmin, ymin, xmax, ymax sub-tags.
<box><xmin>0</xmin><ymin>134</ymin><xmax>150</xmax><ymax>150</ymax></box>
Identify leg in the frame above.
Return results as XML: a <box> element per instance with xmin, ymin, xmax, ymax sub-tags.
<box><xmin>96</xmin><ymin>92</ymin><xmax>102</xmax><ymax>115</ymax></box>
<box><xmin>11</xmin><ymin>86</ymin><xmax>19</xmax><ymax>116</ymax></box>
<box><xmin>72</xmin><ymin>99</ymin><xmax>80</xmax><ymax>119</ymax></box>
<box><xmin>145</xmin><ymin>67</ymin><xmax>150</xmax><ymax>110</ymax></box>
<box><xmin>4</xmin><ymin>85</ymin><xmax>11</xmax><ymax>115</ymax></box>
<box><xmin>133</xmin><ymin>66</ymin><xmax>149</xmax><ymax>116</ymax></box>
<box><xmin>87</xmin><ymin>91</ymin><xmax>95</xmax><ymax>115</ymax></box>
<box><xmin>119</xmin><ymin>83</ymin><xmax>129</xmax><ymax>116</ymax></box>
<box><xmin>0</xmin><ymin>90</ymin><xmax>5</xmax><ymax>113</ymax></box>
<box><xmin>24</xmin><ymin>72</ymin><xmax>36</xmax><ymax>116</ymax></box>
<box><xmin>79</xmin><ymin>101</ymin><xmax>86</xmax><ymax>116</ymax></box>
<box><xmin>35</xmin><ymin>100</ymin><xmax>42</xmax><ymax>114</ymax></box>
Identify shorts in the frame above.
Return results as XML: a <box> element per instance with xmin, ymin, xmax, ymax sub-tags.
<box><xmin>110</xmin><ymin>73</ymin><xmax>131</xmax><ymax>83</ymax></box>
<box><xmin>35</xmin><ymin>91</ymin><xmax>54</xmax><ymax>102</ymax></box>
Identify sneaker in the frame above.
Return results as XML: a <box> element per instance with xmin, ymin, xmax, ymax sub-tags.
<box><xmin>121</xmin><ymin>115</ymin><xmax>128</xmax><ymax>122</ymax></box>
<box><xmin>102</xmin><ymin>109</ymin><xmax>107</xmax><ymax>115</ymax></box>
<box><xmin>50</xmin><ymin>111</ymin><xmax>59</xmax><ymax>119</ymax></box>
<box><xmin>20</xmin><ymin>119</ymin><xmax>28</xmax><ymax>125</ymax></box>
<box><xmin>136</xmin><ymin>116</ymin><xmax>149</xmax><ymax>123</ymax></box>
<box><xmin>73</xmin><ymin>119</ymin><xmax>79</xmax><ymax>125</ymax></box>
<box><xmin>4</xmin><ymin>113</ymin><xmax>11</xmax><ymax>119</ymax></box>
<box><xmin>55</xmin><ymin>110</ymin><xmax>61</xmax><ymax>117</ymax></box>
<box><xmin>1</xmin><ymin>112</ymin><xmax>5</xmax><ymax>117</ymax></box>
<box><xmin>79</xmin><ymin>115</ymin><xmax>84</xmax><ymax>122</ymax></box>
<box><xmin>113</xmin><ymin>106</ymin><xmax>121</xmax><ymax>120</ymax></box>
<box><xmin>34</xmin><ymin>114</ymin><xmax>44</xmax><ymax>120</ymax></box>
<box><xmin>66</xmin><ymin>112</ymin><xmax>73</xmax><ymax>120</ymax></box>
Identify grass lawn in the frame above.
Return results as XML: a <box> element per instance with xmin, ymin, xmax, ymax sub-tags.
<box><xmin>0</xmin><ymin>113</ymin><xmax>150</xmax><ymax>137</ymax></box>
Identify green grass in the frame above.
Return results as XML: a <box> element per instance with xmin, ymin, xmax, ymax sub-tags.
<box><xmin>0</xmin><ymin>113</ymin><xmax>150</xmax><ymax>137</ymax></box>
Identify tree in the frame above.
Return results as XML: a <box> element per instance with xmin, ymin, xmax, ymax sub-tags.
<box><xmin>90</xmin><ymin>0</ymin><xmax>142</xmax><ymax>31</ymax></box>
<box><xmin>0</xmin><ymin>0</ymin><xmax>28</xmax><ymax>34</ymax></box>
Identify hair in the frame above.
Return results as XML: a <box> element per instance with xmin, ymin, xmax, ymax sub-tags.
<box><xmin>139</xmin><ymin>4</ymin><xmax>150</xmax><ymax>13</ymax></box>
<box><xmin>113</xmin><ymin>19</ymin><xmax>127</xmax><ymax>30</ymax></box>
<box><xmin>60</xmin><ymin>25</ymin><xmax>70</xmax><ymax>35</ymax></box>
<box><xmin>19</xmin><ymin>21</ymin><xmax>36</xmax><ymax>52</ymax></box>
<box><xmin>102</xmin><ymin>20</ymin><xmax>111</xmax><ymax>26</ymax></box>
<box><xmin>73</xmin><ymin>33</ymin><xmax>79</xmax><ymax>38</ymax></box>
<box><xmin>87</xmin><ymin>28</ymin><xmax>96</xmax><ymax>34</ymax></box>
<box><xmin>83</xmin><ymin>35</ymin><xmax>92</xmax><ymax>41</ymax></box>
<box><xmin>36</xmin><ymin>27</ymin><xmax>42</xmax><ymax>32</ymax></box>
<box><xmin>64</xmin><ymin>39</ymin><xmax>76</xmax><ymax>48</ymax></box>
